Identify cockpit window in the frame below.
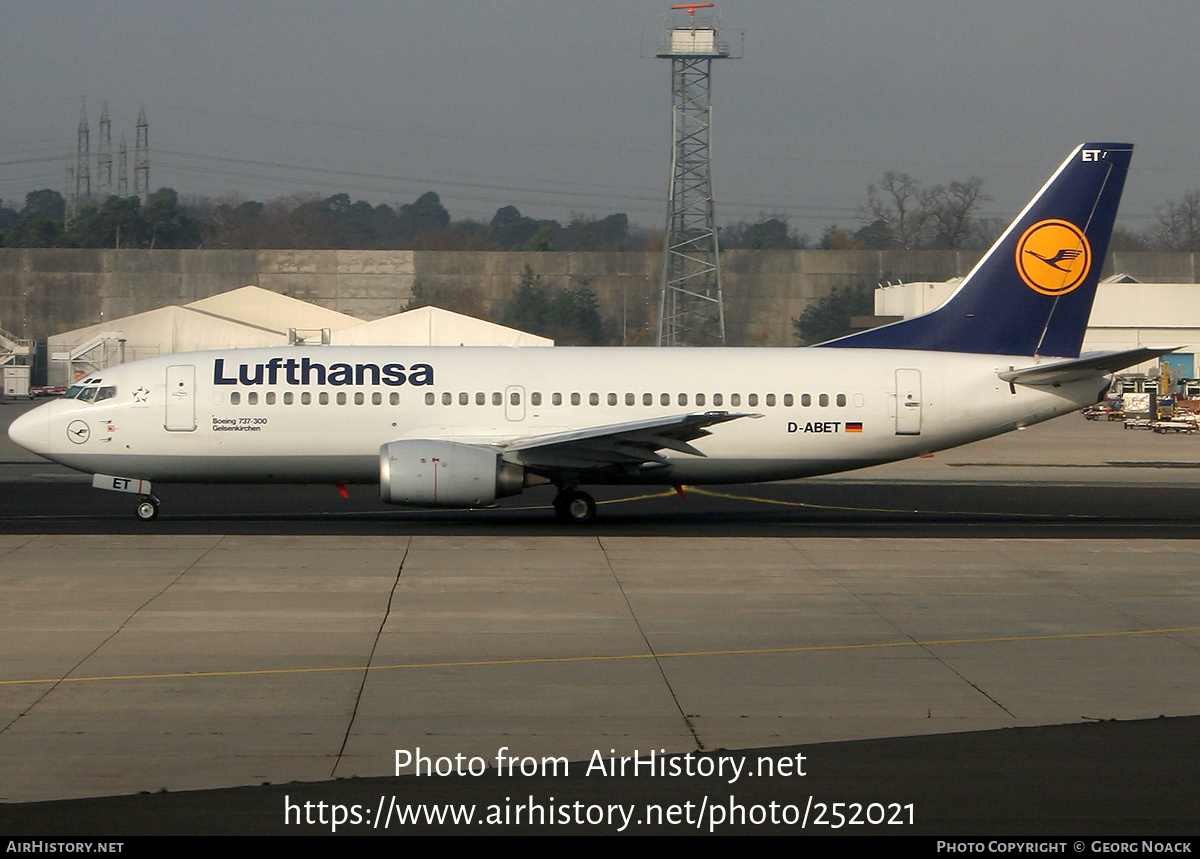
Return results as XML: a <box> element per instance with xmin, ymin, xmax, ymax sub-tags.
<box><xmin>62</xmin><ymin>383</ymin><xmax>116</xmax><ymax>403</ymax></box>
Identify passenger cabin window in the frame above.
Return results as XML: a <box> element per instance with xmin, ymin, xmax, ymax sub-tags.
<box><xmin>819</xmin><ymin>393</ymin><xmax>829</xmax><ymax>407</ymax></box>
<box><xmin>302</xmin><ymin>392</ymin><xmax>312</xmax><ymax>405</ymax></box>
<box><xmin>571</xmin><ymin>393</ymin><xmax>580</xmax><ymax>406</ymax></box>
<box><xmin>531</xmin><ymin>392</ymin><xmax>542</xmax><ymax>406</ymax></box>
<box><xmin>836</xmin><ymin>393</ymin><xmax>847</xmax><ymax>407</ymax></box>
<box><xmin>783</xmin><ymin>394</ymin><xmax>793</xmax><ymax>407</ymax></box>
<box><xmin>230</xmin><ymin>392</ymin><xmax>241</xmax><ymax>405</ymax></box>
<box><xmin>696</xmin><ymin>393</ymin><xmax>706</xmax><ymax>406</ymax></box>
<box><xmin>730</xmin><ymin>394</ymin><xmax>741</xmax><ymax>407</ymax></box>
<box><xmin>748</xmin><ymin>394</ymin><xmax>758</xmax><ymax>407</ymax></box>
<box><xmin>553</xmin><ymin>393</ymin><xmax>563</xmax><ymax>406</ymax></box>
<box><xmin>265</xmin><ymin>392</ymin><xmax>276</xmax><ymax>405</ymax></box>
<box><xmin>589</xmin><ymin>393</ymin><xmax>599</xmax><ymax>406</ymax></box>
<box><xmin>713</xmin><ymin>394</ymin><xmax>723</xmax><ymax>406</ymax></box>
<box><xmin>492</xmin><ymin>392</ymin><xmax>502</xmax><ymax>406</ymax></box>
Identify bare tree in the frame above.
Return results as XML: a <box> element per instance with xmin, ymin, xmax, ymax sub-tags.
<box><xmin>1152</xmin><ymin>191</ymin><xmax>1200</xmax><ymax>251</ymax></box>
<box><xmin>864</xmin><ymin>171</ymin><xmax>928</xmax><ymax>249</ymax></box>
<box><xmin>923</xmin><ymin>178</ymin><xmax>990</xmax><ymax>249</ymax></box>
<box><xmin>862</xmin><ymin>173</ymin><xmax>990</xmax><ymax>250</ymax></box>
<box><xmin>1108</xmin><ymin>225</ymin><xmax>1152</xmax><ymax>252</ymax></box>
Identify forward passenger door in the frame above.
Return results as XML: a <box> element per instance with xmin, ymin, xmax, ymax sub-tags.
<box><xmin>165</xmin><ymin>365</ymin><xmax>196</xmax><ymax>432</ymax></box>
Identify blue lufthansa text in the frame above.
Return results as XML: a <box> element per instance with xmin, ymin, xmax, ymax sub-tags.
<box><xmin>213</xmin><ymin>357</ymin><xmax>434</xmax><ymax>387</ymax></box>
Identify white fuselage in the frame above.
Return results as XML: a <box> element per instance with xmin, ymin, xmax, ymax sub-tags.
<box><xmin>10</xmin><ymin>346</ymin><xmax>1105</xmax><ymax>487</ymax></box>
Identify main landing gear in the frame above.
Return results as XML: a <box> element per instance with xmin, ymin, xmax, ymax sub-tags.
<box><xmin>553</xmin><ymin>489</ymin><xmax>596</xmax><ymax>524</ymax></box>
<box><xmin>135</xmin><ymin>495</ymin><xmax>160</xmax><ymax>521</ymax></box>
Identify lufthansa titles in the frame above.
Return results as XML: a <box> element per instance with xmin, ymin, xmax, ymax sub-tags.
<box><xmin>213</xmin><ymin>357</ymin><xmax>434</xmax><ymax>387</ymax></box>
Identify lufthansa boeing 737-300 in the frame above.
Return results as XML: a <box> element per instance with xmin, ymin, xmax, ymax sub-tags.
<box><xmin>8</xmin><ymin>143</ymin><xmax>1169</xmax><ymax>523</ymax></box>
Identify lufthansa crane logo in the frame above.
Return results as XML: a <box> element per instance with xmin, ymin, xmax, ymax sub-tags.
<box><xmin>1015</xmin><ymin>219</ymin><xmax>1092</xmax><ymax>296</ymax></box>
<box><xmin>66</xmin><ymin>420</ymin><xmax>90</xmax><ymax>444</ymax></box>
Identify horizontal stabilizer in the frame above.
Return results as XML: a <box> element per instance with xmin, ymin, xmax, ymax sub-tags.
<box><xmin>998</xmin><ymin>347</ymin><xmax>1178</xmax><ymax>386</ymax></box>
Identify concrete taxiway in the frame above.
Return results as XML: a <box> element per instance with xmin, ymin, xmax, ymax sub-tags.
<box><xmin>1</xmin><ymin>402</ymin><xmax>1199</xmax><ymax>832</ymax></box>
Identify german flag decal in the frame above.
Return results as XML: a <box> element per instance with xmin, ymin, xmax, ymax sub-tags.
<box><xmin>846</xmin><ymin>422</ymin><xmax>863</xmax><ymax>433</ymax></box>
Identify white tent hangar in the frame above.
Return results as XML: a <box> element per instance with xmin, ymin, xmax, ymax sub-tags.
<box><xmin>49</xmin><ymin>287</ymin><xmax>551</xmax><ymax>384</ymax></box>
<box><xmin>333</xmin><ymin>306</ymin><xmax>553</xmax><ymax>347</ymax></box>
<box><xmin>187</xmin><ymin>285</ymin><xmax>361</xmax><ymax>338</ymax></box>
<box><xmin>49</xmin><ymin>286</ymin><xmax>360</xmax><ymax>384</ymax></box>
<box><xmin>49</xmin><ymin>305</ymin><xmax>287</xmax><ymax>385</ymax></box>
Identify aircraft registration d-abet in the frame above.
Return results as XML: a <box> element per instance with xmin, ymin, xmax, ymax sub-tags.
<box><xmin>9</xmin><ymin>143</ymin><xmax>1168</xmax><ymax>523</ymax></box>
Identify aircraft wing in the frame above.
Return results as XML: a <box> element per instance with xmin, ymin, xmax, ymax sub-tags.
<box><xmin>998</xmin><ymin>347</ymin><xmax>1179</xmax><ymax>387</ymax></box>
<box><xmin>501</xmin><ymin>411</ymin><xmax>757</xmax><ymax>470</ymax></box>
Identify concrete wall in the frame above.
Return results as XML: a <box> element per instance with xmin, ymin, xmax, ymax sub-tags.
<box><xmin>1</xmin><ymin>248</ymin><xmax>1193</xmax><ymax>347</ymax></box>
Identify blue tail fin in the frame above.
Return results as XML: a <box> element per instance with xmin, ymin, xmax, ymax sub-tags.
<box><xmin>822</xmin><ymin>143</ymin><xmax>1133</xmax><ymax>358</ymax></box>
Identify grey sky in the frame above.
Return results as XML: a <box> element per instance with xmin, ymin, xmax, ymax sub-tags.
<box><xmin>2</xmin><ymin>1</ymin><xmax>1196</xmax><ymax>239</ymax></box>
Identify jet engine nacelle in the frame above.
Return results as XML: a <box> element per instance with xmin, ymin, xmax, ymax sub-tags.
<box><xmin>379</xmin><ymin>439</ymin><xmax>525</xmax><ymax>508</ymax></box>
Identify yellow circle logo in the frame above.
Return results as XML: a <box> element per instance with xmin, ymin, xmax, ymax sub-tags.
<box><xmin>1015</xmin><ymin>219</ymin><xmax>1092</xmax><ymax>296</ymax></box>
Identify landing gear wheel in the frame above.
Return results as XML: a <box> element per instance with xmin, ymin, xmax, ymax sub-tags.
<box><xmin>554</xmin><ymin>489</ymin><xmax>596</xmax><ymax>525</ymax></box>
<box><xmin>135</xmin><ymin>495</ymin><xmax>160</xmax><ymax>522</ymax></box>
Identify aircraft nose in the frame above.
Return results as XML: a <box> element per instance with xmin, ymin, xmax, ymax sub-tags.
<box><xmin>8</xmin><ymin>404</ymin><xmax>50</xmax><ymax>456</ymax></box>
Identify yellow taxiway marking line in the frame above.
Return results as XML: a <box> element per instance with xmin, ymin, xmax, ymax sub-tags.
<box><xmin>688</xmin><ymin>485</ymin><xmax>939</xmax><ymax>514</ymax></box>
<box><xmin>4</xmin><ymin>626</ymin><xmax>1198</xmax><ymax>687</ymax></box>
<box><xmin>688</xmin><ymin>485</ymin><xmax>1086</xmax><ymax>517</ymax></box>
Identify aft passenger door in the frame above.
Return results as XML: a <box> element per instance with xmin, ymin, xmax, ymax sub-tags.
<box><xmin>165</xmin><ymin>365</ymin><xmax>196</xmax><ymax>432</ymax></box>
<box><xmin>895</xmin><ymin>368</ymin><xmax>922</xmax><ymax>435</ymax></box>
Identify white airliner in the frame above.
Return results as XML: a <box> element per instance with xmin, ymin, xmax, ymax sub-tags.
<box><xmin>8</xmin><ymin>143</ymin><xmax>1165</xmax><ymax>523</ymax></box>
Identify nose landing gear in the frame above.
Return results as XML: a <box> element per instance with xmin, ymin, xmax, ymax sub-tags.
<box><xmin>135</xmin><ymin>495</ymin><xmax>160</xmax><ymax>521</ymax></box>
